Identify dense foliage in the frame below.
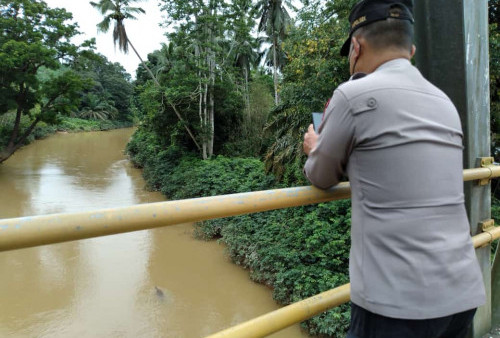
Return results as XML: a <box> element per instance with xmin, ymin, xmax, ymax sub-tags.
<box><xmin>0</xmin><ymin>0</ymin><xmax>91</xmax><ymax>162</ymax></box>
<box><xmin>264</xmin><ymin>6</ymin><xmax>352</xmax><ymax>183</ymax></box>
<box><xmin>492</xmin><ymin>191</ymin><xmax>500</xmax><ymax>257</ymax></box>
<box><xmin>75</xmin><ymin>52</ymin><xmax>135</xmax><ymax>122</ymax></box>
<box><xmin>0</xmin><ymin>0</ymin><xmax>135</xmax><ymax>162</ymax></box>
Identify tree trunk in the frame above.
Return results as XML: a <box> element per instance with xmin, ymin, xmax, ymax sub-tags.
<box><xmin>208</xmin><ymin>2</ymin><xmax>216</xmax><ymax>158</ymax></box>
<box><xmin>0</xmin><ymin>117</ymin><xmax>40</xmax><ymax>164</ymax></box>
<box><xmin>199</xmin><ymin>79</ymin><xmax>204</xmax><ymax>158</ymax></box>
<box><xmin>127</xmin><ymin>37</ymin><xmax>201</xmax><ymax>151</ymax></box>
<box><xmin>203</xmin><ymin>78</ymin><xmax>208</xmax><ymax>160</ymax></box>
<box><xmin>0</xmin><ymin>145</ymin><xmax>16</xmax><ymax>164</ymax></box>
<box><xmin>7</xmin><ymin>106</ymin><xmax>23</xmax><ymax>151</ymax></box>
<box><xmin>244</xmin><ymin>66</ymin><xmax>250</xmax><ymax>119</ymax></box>
<box><xmin>127</xmin><ymin>37</ymin><xmax>160</xmax><ymax>87</ymax></box>
<box><xmin>272</xmin><ymin>36</ymin><xmax>280</xmax><ymax>105</ymax></box>
<box><xmin>209</xmin><ymin>57</ymin><xmax>215</xmax><ymax>158</ymax></box>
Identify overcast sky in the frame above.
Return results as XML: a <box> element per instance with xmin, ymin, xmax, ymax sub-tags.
<box><xmin>44</xmin><ymin>0</ymin><xmax>166</xmax><ymax>78</ymax></box>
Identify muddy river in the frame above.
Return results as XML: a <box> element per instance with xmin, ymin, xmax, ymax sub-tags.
<box><xmin>0</xmin><ymin>128</ymin><xmax>308</xmax><ymax>337</ymax></box>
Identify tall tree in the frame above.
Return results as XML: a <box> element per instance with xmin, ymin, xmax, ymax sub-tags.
<box><xmin>263</xmin><ymin>1</ymin><xmax>350</xmax><ymax>183</ymax></box>
<box><xmin>226</xmin><ymin>0</ymin><xmax>260</xmax><ymax>117</ymax></box>
<box><xmin>161</xmin><ymin>0</ymin><xmax>227</xmax><ymax>159</ymax></box>
<box><xmin>90</xmin><ymin>0</ymin><xmax>153</xmax><ymax>79</ymax></box>
<box><xmin>254</xmin><ymin>0</ymin><xmax>293</xmax><ymax>105</ymax></box>
<box><xmin>0</xmin><ymin>0</ymin><xmax>90</xmax><ymax>163</ymax></box>
<box><xmin>90</xmin><ymin>0</ymin><xmax>200</xmax><ymax>150</ymax></box>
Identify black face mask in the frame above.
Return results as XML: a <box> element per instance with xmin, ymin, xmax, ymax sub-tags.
<box><xmin>351</xmin><ymin>72</ymin><xmax>367</xmax><ymax>80</ymax></box>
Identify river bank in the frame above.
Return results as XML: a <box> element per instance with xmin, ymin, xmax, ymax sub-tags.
<box><xmin>0</xmin><ymin>114</ymin><xmax>134</xmax><ymax>152</ymax></box>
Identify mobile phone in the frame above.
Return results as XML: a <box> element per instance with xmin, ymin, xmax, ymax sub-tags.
<box><xmin>312</xmin><ymin>112</ymin><xmax>323</xmax><ymax>132</ymax></box>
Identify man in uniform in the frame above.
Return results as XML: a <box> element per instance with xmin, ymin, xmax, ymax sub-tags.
<box><xmin>302</xmin><ymin>0</ymin><xmax>486</xmax><ymax>337</ymax></box>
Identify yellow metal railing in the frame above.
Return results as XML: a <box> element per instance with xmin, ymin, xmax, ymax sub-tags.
<box><xmin>0</xmin><ymin>166</ymin><xmax>499</xmax><ymax>337</ymax></box>
<box><xmin>0</xmin><ymin>182</ymin><xmax>350</xmax><ymax>252</ymax></box>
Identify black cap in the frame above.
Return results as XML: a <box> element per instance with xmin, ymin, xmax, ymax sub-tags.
<box><xmin>340</xmin><ymin>0</ymin><xmax>414</xmax><ymax>57</ymax></box>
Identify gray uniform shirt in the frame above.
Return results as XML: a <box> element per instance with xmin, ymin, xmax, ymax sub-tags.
<box><xmin>304</xmin><ymin>58</ymin><xmax>486</xmax><ymax>319</ymax></box>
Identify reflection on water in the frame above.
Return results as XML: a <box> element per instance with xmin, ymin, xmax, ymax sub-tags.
<box><xmin>0</xmin><ymin>129</ymin><xmax>308</xmax><ymax>337</ymax></box>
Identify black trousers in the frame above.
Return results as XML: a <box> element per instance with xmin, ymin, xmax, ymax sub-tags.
<box><xmin>347</xmin><ymin>303</ymin><xmax>477</xmax><ymax>338</ymax></box>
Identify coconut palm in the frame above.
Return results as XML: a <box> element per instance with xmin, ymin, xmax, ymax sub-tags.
<box><xmin>90</xmin><ymin>0</ymin><xmax>158</xmax><ymax>84</ymax></box>
<box><xmin>254</xmin><ymin>0</ymin><xmax>294</xmax><ymax>105</ymax></box>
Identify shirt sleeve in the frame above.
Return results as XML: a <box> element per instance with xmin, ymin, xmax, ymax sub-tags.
<box><xmin>304</xmin><ymin>89</ymin><xmax>355</xmax><ymax>189</ymax></box>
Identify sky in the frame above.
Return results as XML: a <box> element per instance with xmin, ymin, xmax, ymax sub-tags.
<box><xmin>44</xmin><ymin>0</ymin><xmax>166</xmax><ymax>78</ymax></box>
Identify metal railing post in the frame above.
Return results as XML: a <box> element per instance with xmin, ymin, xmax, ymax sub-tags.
<box><xmin>414</xmin><ymin>0</ymin><xmax>492</xmax><ymax>335</ymax></box>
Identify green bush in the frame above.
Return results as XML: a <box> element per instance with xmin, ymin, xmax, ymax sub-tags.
<box><xmin>31</xmin><ymin>122</ymin><xmax>58</xmax><ymax>141</ymax></box>
<box><xmin>160</xmin><ymin>156</ymin><xmax>275</xmax><ymax>199</ymax></box>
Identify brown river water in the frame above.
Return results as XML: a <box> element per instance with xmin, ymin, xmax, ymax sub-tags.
<box><xmin>0</xmin><ymin>128</ymin><xmax>309</xmax><ymax>338</ymax></box>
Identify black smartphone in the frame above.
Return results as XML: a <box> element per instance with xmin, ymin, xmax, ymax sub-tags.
<box><xmin>312</xmin><ymin>112</ymin><xmax>323</xmax><ymax>132</ymax></box>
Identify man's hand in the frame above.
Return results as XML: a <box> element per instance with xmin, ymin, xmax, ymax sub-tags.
<box><xmin>303</xmin><ymin>124</ymin><xmax>318</xmax><ymax>156</ymax></box>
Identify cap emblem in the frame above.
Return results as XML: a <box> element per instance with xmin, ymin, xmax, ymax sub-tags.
<box><xmin>351</xmin><ymin>16</ymin><xmax>366</xmax><ymax>28</ymax></box>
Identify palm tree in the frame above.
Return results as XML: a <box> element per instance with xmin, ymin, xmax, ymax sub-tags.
<box><xmin>227</xmin><ymin>38</ymin><xmax>260</xmax><ymax>117</ymax></box>
<box><xmin>79</xmin><ymin>93</ymin><xmax>118</xmax><ymax>120</ymax></box>
<box><xmin>254</xmin><ymin>0</ymin><xmax>293</xmax><ymax>105</ymax></box>
<box><xmin>226</xmin><ymin>0</ymin><xmax>261</xmax><ymax>117</ymax></box>
<box><xmin>90</xmin><ymin>0</ymin><xmax>201</xmax><ymax>151</ymax></box>
<box><xmin>90</xmin><ymin>0</ymin><xmax>157</xmax><ymax>83</ymax></box>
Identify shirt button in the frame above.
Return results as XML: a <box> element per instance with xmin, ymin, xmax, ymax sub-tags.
<box><xmin>367</xmin><ymin>98</ymin><xmax>376</xmax><ymax>107</ymax></box>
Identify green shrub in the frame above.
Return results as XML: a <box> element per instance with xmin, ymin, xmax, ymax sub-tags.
<box><xmin>56</xmin><ymin>117</ymin><xmax>132</xmax><ymax>132</ymax></box>
<box><xmin>31</xmin><ymin>122</ymin><xmax>57</xmax><ymax>140</ymax></box>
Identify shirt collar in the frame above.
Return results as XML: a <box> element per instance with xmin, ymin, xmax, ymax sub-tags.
<box><xmin>375</xmin><ymin>58</ymin><xmax>412</xmax><ymax>72</ymax></box>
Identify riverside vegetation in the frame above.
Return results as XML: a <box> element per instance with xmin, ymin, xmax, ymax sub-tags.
<box><xmin>0</xmin><ymin>0</ymin><xmax>136</xmax><ymax>162</ymax></box>
<box><xmin>0</xmin><ymin>115</ymin><xmax>133</xmax><ymax>151</ymax></box>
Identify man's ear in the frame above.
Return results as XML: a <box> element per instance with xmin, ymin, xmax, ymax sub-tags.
<box><xmin>411</xmin><ymin>44</ymin><xmax>416</xmax><ymax>57</ymax></box>
<box><xmin>351</xmin><ymin>37</ymin><xmax>361</xmax><ymax>58</ymax></box>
